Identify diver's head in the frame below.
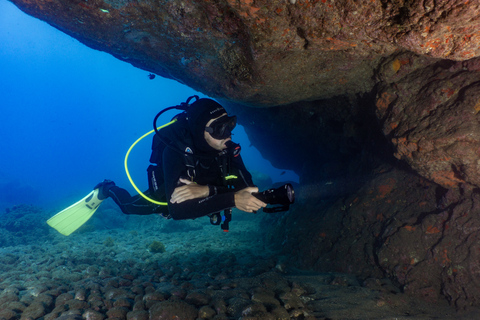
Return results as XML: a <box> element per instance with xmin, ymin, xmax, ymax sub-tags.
<box><xmin>204</xmin><ymin>113</ymin><xmax>237</xmax><ymax>151</ymax></box>
<box><xmin>187</xmin><ymin>98</ymin><xmax>236</xmax><ymax>153</ymax></box>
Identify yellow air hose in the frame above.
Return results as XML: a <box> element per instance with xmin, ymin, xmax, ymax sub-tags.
<box><xmin>124</xmin><ymin>119</ymin><xmax>177</xmax><ymax>205</ymax></box>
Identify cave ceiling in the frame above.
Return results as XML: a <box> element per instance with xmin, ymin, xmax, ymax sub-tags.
<box><xmin>9</xmin><ymin>0</ymin><xmax>480</xmax><ymax>105</ymax></box>
<box><xmin>9</xmin><ymin>0</ymin><xmax>480</xmax><ymax>189</ymax></box>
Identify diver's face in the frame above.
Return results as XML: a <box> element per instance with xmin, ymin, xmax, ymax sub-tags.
<box><xmin>204</xmin><ymin>113</ymin><xmax>231</xmax><ymax>151</ymax></box>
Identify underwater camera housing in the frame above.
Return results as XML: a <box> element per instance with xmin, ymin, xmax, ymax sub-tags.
<box><xmin>253</xmin><ymin>183</ymin><xmax>295</xmax><ymax>213</ymax></box>
<box><xmin>209</xmin><ymin>183</ymin><xmax>295</xmax><ymax>232</ymax></box>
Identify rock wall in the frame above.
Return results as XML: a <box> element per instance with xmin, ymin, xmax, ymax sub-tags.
<box><xmin>8</xmin><ymin>0</ymin><xmax>480</xmax><ymax>308</ymax></box>
<box><xmin>267</xmin><ymin>163</ymin><xmax>480</xmax><ymax>309</ymax></box>
<box><xmin>376</xmin><ymin>54</ymin><xmax>480</xmax><ymax>189</ymax></box>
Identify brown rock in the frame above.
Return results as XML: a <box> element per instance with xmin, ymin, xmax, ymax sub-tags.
<box><xmin>271</xmin><ymin>306</ymin><xmax>290</xmax><ymax>320</ymax></box>
<box><xmin>44</xmin><ymin>311</ymin><xmax>62</xmax><ymax>320</ymax></box>
<box><xmin>132</xmin><ymin>300</ymin><xmax>145</xmax><ymax>311</ymax></box>
<box><xmin>197</xmin><ymin>305</ymin><xmax>216</xmax><ymax>319</ymax></box>
<box><xmin>104</xmin><ymin>288</ymin><xmax>129</xmax><ymax>300</ymax></box>
<box><xmin>226</xmin><ymin>297</ymin><xmax>251</xmax><ymax>318</ymax></box>
<box><xmin>34</xmin><ymin>293</ymin><xmax>54</xmax><ymax>309</ymax></box>
<box><xmin>130</xmin><ymin>286</ymin><xmax>144</xmax><ymax>296</ymax></box>
<box><xmin>114</xmin><ymin>297</ymin><xmax>133</xmax><ymax>309</ymax></box>
<box><xmin>106</xmin><ymin>306</ymin><xmax>129</xmax><ymax>319</ymax></box>
<box><xmin>185</xmin><ymin>290</ymin><xmax>211</xmax><ymax>306</ymax></box>
<box><xmin>88</xmin><ymin>295</ymin><xmax>105</xmax><ymax>311</ymax></box>
<box><xmin>241</xmin><ymin>302</ymin><xmax>267</xmax><ymax>317</ymax></box>
<box><xmin>149</xmin><ymin>300</ymin><xmax>198</xmax><ymax>320</ymax></box>
<box><xmin>142</xmin><ymin>292</ymin><xmax>165</xmax><ymax>302</ymax></box>
<box><xmin>169</xmin><ymin>288</ymin><xmax>187</xmax><ymax>300</ymax></box>
<box><xmin>0</xmin><ymin>293</ymin><xmax>19</xmax><ymax>306</ymax></box>
<box><xmin>143</xmin><ymin>291</ymin><xmax>166</xmax><ymax>309</ymax></box>
<box><xmin>53</xmin><ymin>311</ymin><xmax>84</xmax><ymax>320</ymax></box>
<box><xmin>74</xmin><ymin>288</ymin><xmax>87</xmax><ymax>301</ymax></box>
<box><xmin>0</xmin><ymin>309</ymin><xmax>18</xmax><ymax>320</ymax></box>
<box><xmin>22</xmin><ymin>302</ymin><xmax>46</xmax><ymax>319</ymax></box>
<box><xmin>2</xmin><ymin>301</ymin><xmax>26</xmax><ymax>313</ymax></box>
<box><xmin>251</xmin><ymin>292</ymin><xmax>280</xmax><ymax>309</ymax></box>
<box><xmin>55</xmin><ymin>293</ymin><xmax>74</xmax><ymax>307</ymax></box>
<box><xmin>126</xmin><ymin>310</ymin><xmax>149</xmax><ymax>320</ymax></box>
<box><xmin>278</xmin><ymin>292</ymin><xmax>305</xmax><ymax>310</ymax></box>
<box><xmin>82</xmin><ymin>309</ymin><xmax>105</xmax><ymax>320</ymax></box>
<box><xmin>212</xmin><ymin>298</ymin><xmax>227</xmax><ymax>315</ymax></box>
<box><xmin>65</xmin><ymin>299</ymin><xmax>89</xmax><ymax>310</ymax></box>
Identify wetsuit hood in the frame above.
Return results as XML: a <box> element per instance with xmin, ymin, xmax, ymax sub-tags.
<box><xmin>186</xmin><ymin>98</ymin><xmax>227</xmax><ymax>155</ymax></box>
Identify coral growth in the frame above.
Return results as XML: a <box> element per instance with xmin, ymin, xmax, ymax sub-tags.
<box><xmin>148</xmin><ymin>240</ymin><xmax>166</xmax><ymax>253</ymax></box>
<box><xmin>103</xmin><ymin>237</ymin><xmax>115</xmax><ymax>247</ymax></box>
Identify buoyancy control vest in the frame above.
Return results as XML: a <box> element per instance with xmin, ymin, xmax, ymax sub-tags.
<box><xmin>147</xmin><ymin>111</ymin><xmax>239</xmax><ymax>192</ymax></box>
<box><xmin>147</xmin><ymin>112</ymin><xmax>198</xmax><ymax>201</ymax></box>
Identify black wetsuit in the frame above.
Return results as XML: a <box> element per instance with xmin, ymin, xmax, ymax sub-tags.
<box><xmin>107</xmin><ymin>127</ymin><xmax>254</xmax><ymax>220</ymax></box>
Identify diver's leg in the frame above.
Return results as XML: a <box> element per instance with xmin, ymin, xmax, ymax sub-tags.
<box><xmin>94</xmin><ymin>180</ymin><xmax>116</xmax><ymax>200</ymax></box>
<box><xmin>94</xmin><ymin>180</ymin><xmax>167</xmax><ymax>216</ymax></box>
<box><xmin>109</xmin><ymin>186</ymin><xmax>167</xmax><ymax>215</ymax></box>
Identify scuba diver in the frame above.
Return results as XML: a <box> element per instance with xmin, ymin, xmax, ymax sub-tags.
<box><xmin>47</xmin><ymin>96</ymin><xmax>275</xmax><ymax>235</ymax></box>
<box><xmin>97</xmin><ymin>97</ymin><xmax>267</xmax><ymax>219</ymax></box>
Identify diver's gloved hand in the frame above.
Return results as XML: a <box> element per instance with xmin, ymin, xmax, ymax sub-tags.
<box><xmin>94</xmin><ymin>179</ymin><xmax>116</xmax><ymax>200</ymax></box>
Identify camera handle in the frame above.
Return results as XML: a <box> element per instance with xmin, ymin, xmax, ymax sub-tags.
<box><xmin>263</xmin><ymin>205</ymin><xmax>290</xmax><ymax>213</ymax></box>
<box><xmin>208</xmin><ymin>209</ymin><xmax>232</xmax><ymax>232</ymax></box>
<box><xmin>221</xmin><ymin>209</ymin><xmax>232</xmax><ymax>232</ymax></box>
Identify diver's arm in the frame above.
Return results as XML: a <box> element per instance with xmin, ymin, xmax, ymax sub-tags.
<box><xmin>170</xmin><ymin>178</ymin><xmax>265</xmax><ymax>215</ymax></box>
<box><xmin>170</xmin><ymin>178</ymin><xmax>209</xmax><ymax>203</ymax></box>
<box><xmin>170</xmin><ymin>194</ymin><xmax>237</xmax><ymax>220</ymax></box>
<box><xmin>163</xmin><ymin>149</ymin><xmax>264</xmax><ymax>219</ymax></box>
<box><xmin>168</xmin><ymin>184</ymin><xmax>237</xmax><ymax>220</ymax></box>
<box><xmin>163</xmin><ymin>149</ymin><xmax>237</xmax><ymax>220</ymax></box>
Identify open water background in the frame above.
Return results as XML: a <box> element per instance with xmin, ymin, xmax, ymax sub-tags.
<box><xmin>0</xmin><ymin>0</ymin><xmax>298</xmax><ymax>214</ymax></box>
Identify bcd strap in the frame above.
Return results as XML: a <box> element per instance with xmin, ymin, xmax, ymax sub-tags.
<box><xmin>184</xmin><ymin>149</ymin><xmax>196</xmax><ymax>180</ymax></box>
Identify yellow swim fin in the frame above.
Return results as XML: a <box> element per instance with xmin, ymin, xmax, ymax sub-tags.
<box><xmin>47</xmin><ymin>189</ymin><xmax>104</xmax><ymax>236</ymax></box>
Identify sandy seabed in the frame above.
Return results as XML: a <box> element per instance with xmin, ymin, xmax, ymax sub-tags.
<box><xmin>0</xmin><ymin>204</ymin><xmax>479</xmax><ymax>320</ymax></box>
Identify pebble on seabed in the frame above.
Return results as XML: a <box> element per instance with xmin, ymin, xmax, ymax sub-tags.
<box><xmin>0</xmin><ymin>216</ymin><xmax>316</xmax><ymax>320</ymax></box>
<box><xmin>0</xmin><ymin>213</ymin><xmax>468</xmax><ymax>319</ymax></box>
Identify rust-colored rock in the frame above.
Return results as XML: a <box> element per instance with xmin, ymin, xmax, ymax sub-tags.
<box><xmin>274</xmin><ymin>165</ymin><xmax>480</xmax><ymax>309</ymax></box>
<box><xmin>8</xmin><ymin>0</ymin><xmax>480</xmax><ymax>105</ymax></box>
<box><xmin>376</xmin><ymin>54</ymin><xmax>480</xmax><ymax>189</ymax></box>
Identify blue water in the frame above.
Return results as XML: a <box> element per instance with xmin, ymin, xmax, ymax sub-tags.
<box><xmin>0</xmin><ymin>0</ymin><xmax>298</xmax><ymax>212</ymax></box>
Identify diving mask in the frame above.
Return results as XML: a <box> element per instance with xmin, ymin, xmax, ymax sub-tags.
<box><xmin>205</xmin><ymin>115</ymin><xmax>237</xmax><ymax>139</ymax></box>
